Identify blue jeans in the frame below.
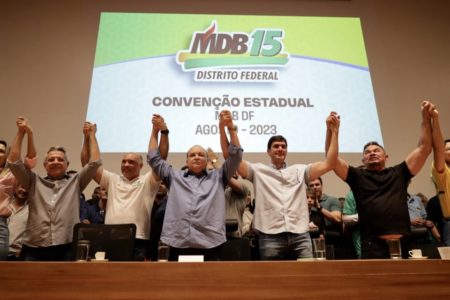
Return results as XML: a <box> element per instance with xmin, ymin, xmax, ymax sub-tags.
<box><xmin>0</xmin><ymin>217</ymin><xmax>9</xmax><ymax>260</ymax></box>
<box><xmin>258</xmin><ymin>231</ymin><xmax>313</xmax><ymax>260</ymax></box>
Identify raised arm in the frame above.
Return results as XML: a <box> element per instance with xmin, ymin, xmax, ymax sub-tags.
<box><xmin>18</xmin><ymin>117</ymin><xmax>37</xmax><ymax>162</ymax></box>
<box><xmin>405</xmin><ymin>101</ymin><xmax>434</xmax><ymax>176</ymax></box>
<box><xmin>148</xmin><ymin>116</ymin><xmax>159</xmax><ymax>151</ymax></box>
<box><xmin>430</xmin><ymin>104</ymin><xmax>445</xmax><ymax>174</ymax></box>
<box><xmin>219</xmin><ymin>112</ymin><xmax>230</xmax><ymax>158</ymax></box>
<box><xmin>158</xmin><ymin>115</ymin><xmax>169</xmax><ymax>160</ymax></box>
<box><xmin>7</xmin><ymin>117</ymin><xmax>33</xmax><ymax>189</ymax></box>
<box><xmin>219</xmin><ymin>110</ymin><xmax>248</xmax><ymax>178</ymax></box>
<box><xmin>80</xmin><ymin>122</ymin><xmax>91</xmax><ymax>167</ymax></box>
<box><xmin>12</xmin><ymin>117</ymin><xmax>37</xmax><ymax>169</ymax></box>
<box><xmin>87</xmin><ymin>122</ymin><xmax>100</xmax><ymax>162</ymax></box>
<box><xmin>81</xmin><ymin>122</ymin><xmax>102</xmax><ymax>183</ymax></box>
<box><xmin>8</xmin><ymin>116</ymin><xmax>32</xmax><ymax>163</ymax></box>
<box><xmin>325</xmin><ymin>113</ymin><xmax>349</xmax><ymax>181</ymax></box>
<box><xmin>310</xmin><ymin>112</ymin><xmax>340</xmax><ymax>180</ymax></box>
<box><xmin>221</xmin><ymin>110</ymin><xmax>240</xmax><ymax>148</ymax></box>
<box><xmin>149</xmin><ymin>114</ymin><xmax>169</xmax><ymax>157</ymax></box>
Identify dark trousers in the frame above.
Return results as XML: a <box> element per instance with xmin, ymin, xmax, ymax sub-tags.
<box><xmin>361</xmin><ymin>236</ymin><xmax>411</xmax><ymax>259</ymax></box>
<box><xmin>133</xmin><ymin>239</ymin><xmax>150</xmax><ymax>261</ymax></box>
<box><xmin>20</xmin><ymin>243</ymin><xmax>72</xmax><ymax>261</ymax></box>
<box><xmin>168</xmin><ymin>244</ymin><xmax>223</xmax><ymax>261</ymax></box>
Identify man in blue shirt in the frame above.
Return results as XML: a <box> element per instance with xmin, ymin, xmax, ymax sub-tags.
<box><xmin>148</xmin><ymin>111</ymin><xmax>242</xmax><ymax>261</ymax></box>
<box><xmin>80</xmin><ymin>186</ymin><xmax>107</xmax><ymax>224</ymax></box>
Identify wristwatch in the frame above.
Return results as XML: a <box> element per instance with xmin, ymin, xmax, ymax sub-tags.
<box><xmin>160</xmin><ymin>129</ymin><xmax>169</xmax><ymax>135</ymax></box>
<box><xmin>228</xmin><ymin>125</ymin><xmax>238</xmax><ymax>133</ymax></box>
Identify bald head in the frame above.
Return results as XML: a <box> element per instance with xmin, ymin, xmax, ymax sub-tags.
<box><xmin>186</xmin><ymin>145</ymin><xmax>208</xmax><ymax>175</ymax></box>
<box><xmin>121</xmin><ymin>152</ymin><xmax>143</xmax><ymax>180</ymax></box>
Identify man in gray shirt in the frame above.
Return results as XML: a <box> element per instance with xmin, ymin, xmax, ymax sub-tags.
<box><xmin>8</xmin><ymin>120</ymin><xmax>101</xmax><ymax>261</ymax></box>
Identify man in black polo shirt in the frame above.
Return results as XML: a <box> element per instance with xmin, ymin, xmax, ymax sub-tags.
<box><xmin>326</xmin><ymin>101</ymin><xmax>438</xmax><ymax>259</ymax></box>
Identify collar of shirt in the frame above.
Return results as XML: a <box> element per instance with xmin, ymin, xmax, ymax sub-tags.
<box><xmin>269</xmin><ymin>162</ymin><xmax>287</xmax><ymax>170</ymax></box>
<box><xmin>183</xmin><ymin>169</ymin><xmax>208</xmax><ymax>178</ymax></box>
<box><xmin>119</xmin><ymin>174</ymin><xmax>142</xmax><ymax>184</ymax></box>
<box><xmin>44</xmin><ymin>174</ymin><xmax>71</xmax><ymax>181</ymax></box>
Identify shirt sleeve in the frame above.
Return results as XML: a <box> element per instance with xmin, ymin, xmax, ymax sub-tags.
<box><xmin>147</xmin><ymin>149</ymin><xmax>172</xmax><ymax>187</ymax></box>
<box><xmin>8</xmin><ymin>160</ymin><xmax>34</xmax><ymax>191</ymax></box>
<box><xmin>328</xmin><ymin>197</ymin><xmax>342</xmax><ymax>213</ymax></box>
<box><xmin>431</xmin><ymin>162</ymin><xmax>447</xmax><ymax>191</ymax></box>
<box><xmin>24</xmin><ymin>156</ymin><xmax>37</xmax><ymax>169</ymax></box>
<box><xmin>78</xmin><ymin>159</ymin><xmax>102</xmax><ymax>191</ymax></box>
<box><xmin>221</xmin><ymin>144</ymin><xmax>244</xmax><ymax>184</ymax></box>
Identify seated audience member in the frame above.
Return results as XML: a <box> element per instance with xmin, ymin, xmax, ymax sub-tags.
<box><xmin>0</xmin><ymin>118</ymin><xmax>36</xmax><ymax>260</ymax></box>
<box><xmin>342</xmin><ymin>190</ymin><xmax>361</xmax><ymax>258</ymax></box>
<box><xmin>80</xmin><ymin>186</ymin><xmax>107</xmax><ymax>224</ymax></box>
<box><xmin>307</xmin><ymin>187</ymin><xmax>325</xmax><ymax>239</ymax></box>
<box><xmin>407</xmin><ymin>190</ymin><xmax>441</xmax><ymax>243</ymax></box>
<box><xmin>148</xmin><ymin>111</ymin><xmax>242</xmax><ymax>261</ymax></box>
<box><xmin>225</xmin><ymin>175</ymin><xmax>251</xmax><ymax>238</ymax></box>
<box><xmin>426</xmin><ymin>194</ymin><xmax>450</xmax><ymax>245</ymax></box>
<box><xmin>416</xmin><ymin>192</ymin><xmax>429</xmax><ymax>207</ymax></box>
<box><xmin>241</xmin><ymin>192</ymin><xmax>254</xmax><ymax>237</ymax></box>
<box><xmin>221</xmin><ymin>112</ymin><xmax>340</xmax><ymax>260</ymax></box>
<box><xmin>149</xmin><ymin>182</ymin><xmax>168</xmax><ymax>261</ymax></box>
<box><xmin>327</xmin><ymin>101</ymin><xmax>437</xmax><ymax>259</ymax></box>
<box><xmin>81</xmin><ymin>119</ymin><xmax>169</xmax><ymax>261</ymax></box>
<box><xmin>309</xmin><ymin>177</ymin><xmax>342</xmax><ymax>244</ymax></box>
<box><xmin>6</xmin><ymin>185</ymin><xmax>29</xmax><ymax>260</ymax></box>
<box><xmin>8</xmin><ymin>120</ymin><xmax>101</xmax><ymax>261</ymax></box>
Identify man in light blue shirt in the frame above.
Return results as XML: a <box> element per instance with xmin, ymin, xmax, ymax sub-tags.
<box><xmin>148</xmin><ymin>111</ymin><xmax>242</xmax><ymax>261</ymax></box>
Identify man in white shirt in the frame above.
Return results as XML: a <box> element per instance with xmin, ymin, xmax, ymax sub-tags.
<box><xmin>221</xmin><ymin>112</ymin><xmax>340</xmax><ymax>260</ymax></box>
<box><xmin>81</xmin><ymin>117</ymin><xmax>168</xmax><ymax>260</ymax></box>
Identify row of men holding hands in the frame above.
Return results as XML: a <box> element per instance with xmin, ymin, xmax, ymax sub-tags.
<box><xmin>2</xmin><ymin>100</ymin><xmax>447</xmax><ymax>260</ymax></box>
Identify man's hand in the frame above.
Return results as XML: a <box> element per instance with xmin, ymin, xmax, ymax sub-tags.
<box><xmin>83</xmin><ymin>122</ymin><xmax>96</xmax><ymax>135</ymax></box>
<box><xmin>427</xmin><ymin>101</ymin><xmax>439</xmax><ymax>119</ymax></box>
<box><xmin>421</xmin><ymin>100</ymin><xmax>436</xmax><ymax>121</ymax></box>
<box><xmin>16</xmin><ymin>116</ymin><xmax>31</xmax><ymax>134</ymax></box>
<box><xmin>424</xmin><ymin>220</ymin><xmax>435</xmax><ymax>229</ymax></box>
<box><xmin>410</xmin><ymin>217</ymin><xmax>426</xmax><ymax>227</ymax></box>
<box><xmin>0</xmin><ymin>205</ymin><xmax>12</xmax><ymax>218</ymax></box>
<box><xmin>219</xmin><ymin>110</ymin><xmax>234</xmax><ymax>130</ymax></box>
<box><xmin>326</xmin><ymin>111</ymin><xmax>340</xmax><ymax>132</ymax></box>
<box><xmin>152</xmin><ymin>114</ymin><xmax>168</xmax><ymax>132</ymax></box>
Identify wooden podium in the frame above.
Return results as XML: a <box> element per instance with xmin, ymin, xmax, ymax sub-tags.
<box><xmin>1</xmin><ymin>260</ymin><xmax>450</xmax><ymax>299</ymax></box>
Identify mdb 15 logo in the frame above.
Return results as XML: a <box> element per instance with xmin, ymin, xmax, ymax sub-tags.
<box><xmin>176</xmin><ymin>21</ymin><xmax>289</xmax><ymax>82</ymax></box>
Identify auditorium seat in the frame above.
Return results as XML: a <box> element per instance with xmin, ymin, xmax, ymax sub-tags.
<box><xmin>71</xmin><ymin>223</ymin><xmax>136</xmax><ymax>261</ymax></box>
